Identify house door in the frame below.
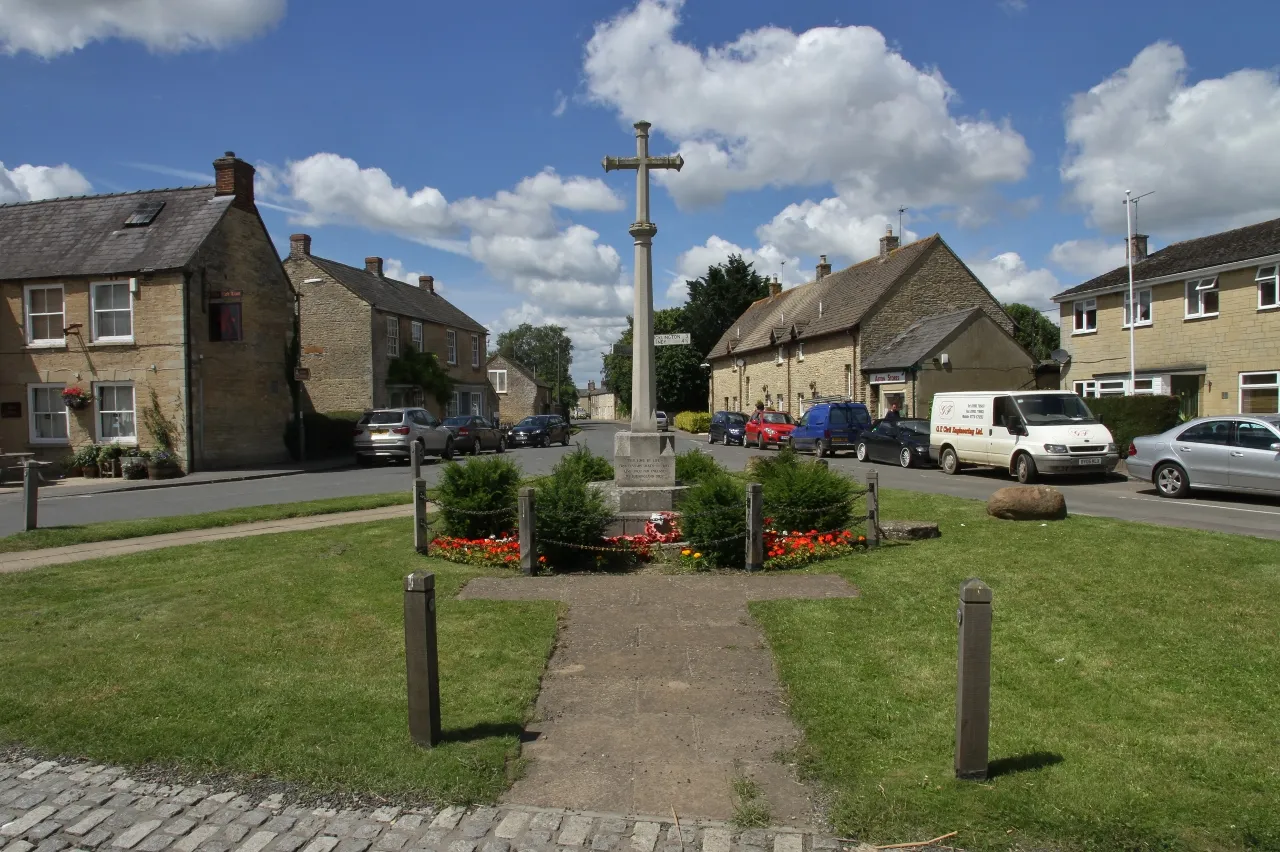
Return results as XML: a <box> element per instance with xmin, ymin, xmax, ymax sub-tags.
<box><xmin>1171</xmin><ymin>375</ymin><xmax>1201</xmax><ymax>420</ymax></box>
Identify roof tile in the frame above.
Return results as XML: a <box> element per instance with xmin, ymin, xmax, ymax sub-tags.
<box><xmin>309</xmin><ymin>256</ymin><xmax>487</xmax><ymax>334</ymax></box>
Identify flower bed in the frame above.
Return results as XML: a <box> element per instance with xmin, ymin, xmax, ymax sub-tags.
<box><xmin>762</xmin><ymin>524</ymin><xmax>867</xmax><ymax>570</ymax></box>
<box><xmin>430</xmin><ymin>533</ymin><xmax>520</xmax><ymax>568</ymax></box>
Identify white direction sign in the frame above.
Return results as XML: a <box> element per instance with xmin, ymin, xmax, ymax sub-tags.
<box><xmin>654</xmin><ymin>333</ymin><xmax>691</xmax><ymax>346</ymax></box>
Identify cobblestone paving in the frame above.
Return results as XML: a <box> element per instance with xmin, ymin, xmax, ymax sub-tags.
<box><xmin>0</xmin><ymin>759</ymin><xmax>872</xmax><ymax>852</ymax></box>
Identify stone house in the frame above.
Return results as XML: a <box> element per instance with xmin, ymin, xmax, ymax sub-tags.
<box><xmin>1051</xmin><ymin>218</ymin><xmax>1280</xmax><ymax>418</ymax></box>
<box><xmin>487</xmin><ymin>354</ymin><xmax>551</xmax><ymax>423</ymax></box>
<box><xmin>0</xmin><ymin>152</ymin><xmax>295</xmax><ymax>470</ymax></box>
<box><xmin>576</xmin><ymin>380</ymin><xmax>617</xmax><ymax>420</ymax></box>
<box><xmin>283</xmin><ymin>235</ymin><xmax>491</xmax><ymax>419</ymax></box>
<box><xmin>707</xmin><ymin>229</ymin><xmax>1031</xmax><ymax>419</ymax></box>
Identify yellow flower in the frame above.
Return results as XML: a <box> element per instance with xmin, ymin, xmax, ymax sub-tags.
<box><xmin>693</xmin><ymin>552</ymin><xmax>702</xmax><ymax>559</ymax></box>
<box><xmin>681</xmin><ymin>548</ymin><xmax>691</xmax><ymax>556</ymax></box>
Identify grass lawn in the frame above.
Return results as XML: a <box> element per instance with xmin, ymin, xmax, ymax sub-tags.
<box><xmin>752</xmin><ymin>489</ymin><xmax>1280</xmax><ymax>852</ymax></box>
<box><xmin>0</xmin><ymin>492</ymin><xmax>412</xmax><ymax>553</ymax></box>
<box><xmin>0</xmin><ymin>517</ymin><xmax>557</xmax><ymax>804</ymax></box>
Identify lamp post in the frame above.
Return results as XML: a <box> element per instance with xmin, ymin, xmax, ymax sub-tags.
<box><xmin>1125</xmin><ymin>190</ymin><xmax>1135</xmax><ymax>395</ymax></box>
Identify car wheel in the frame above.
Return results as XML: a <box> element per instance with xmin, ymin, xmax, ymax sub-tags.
<box><xmin>497</xmin><ymin>437</ymin><xmax>506</xmax><ymax>454</ymax></box>
<box><xmin>1015</xmin><ymin>453</ymin><xmax>1037</xmax><ymax>484</ymax></box>
<box><xmin>441</xmin><ymin>440</ymin><xmax>454</xmax><ymax>462</ymax></box>
<box><xmin>940</xmin><ymin>447</ymin><xmax>959</xmax><ymax>475</ymax></box>
<box><xmin>856</xmin><ymin>442</ymin><xmax>869</xmax><ymax>463</ymax></box>
<box><xmin>470</xmin><ymin>437</ymin><xmax>481</xmax><ymax>456</ymax></box>
<box><xmin>899</xmin><ymin>447</ymin><xmax>913</xmax><ymax>469</ymax></box>
<box><xmin>562</xmin><ymin>433</ymin><xmax>570</xmax><ymax>446</ymax></box>
<box><xmin>708</xmin><ymin>431</ymin><xmax>716</xmax><ymax>444</ymax></box>
<box><xmin>1154</xmin><ymin>462</ymin><xmax>1190</xmax><ymax>498</ymax></box>
<box><xmin>816</xmin><ymin>440</ymin><xmax>827</xmax><ymax>458</ymax></box>
<box><xmin>757</xmin><ymin>433</ymin><xmax>766</xmax><ymax>450</ymax></box>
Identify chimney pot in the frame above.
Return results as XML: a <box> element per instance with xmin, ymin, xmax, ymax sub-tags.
<box><xmin>816</xmin><ymin>254</ymin><xmax>832</xmax><ymax>280</ymax></box>
<box><xmin>365</xmin><ymin>256</ymin><xmax>384</xmax><ymax>277</ymax></box>
<box><xmin>289</xmin><ymin>233</ymin><xmax>311</xmax><ymax>258</ymax></box>
<box><xmin>1128</xmin><ymin>234</ymin><xmax>1149</xmax><ymax>262</ymax></box>
<box><xmin>769</xmin><ymin>275</ymin><xmax>782</xmax><ymax>297</ymax></box>
<box><xmin>213</xmin><ymin>151</ymin><xmax>255</xmax><ymax>211</ymax></box>
<box><xmin>879</xmin><ymin>227</ymin><xmax>900</xmax><ymax>259</ymax></box>
<box><xmin>419</xmin><ymin>274</ymin><xmax>435</xmax><ymax>293</ymax></box>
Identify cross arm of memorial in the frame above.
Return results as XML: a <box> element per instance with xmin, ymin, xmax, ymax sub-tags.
<box><xmin>602</xmin><ymin>154</ymin><xmax>685</xmax><ymax>173</ymax></box>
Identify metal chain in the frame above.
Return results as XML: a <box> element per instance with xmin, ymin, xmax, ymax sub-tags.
<box><xmin>763</xmin><ymin>500</ymin><xmax>862</xmax><ymax>516</ymax></box>
<box><xmin>434</xmin><ymin>503</ymin><xmax>518</xmax><ymax>517</ymax></box>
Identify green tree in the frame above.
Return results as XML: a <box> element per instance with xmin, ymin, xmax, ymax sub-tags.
<box><xmin>1003</xmin><ymin>303</ymin><xmax>1061</xmax><ymax>362</ymax></box>
<box><xmin>683</xmin><ymin>254</ymin><xmax>771</xmax><ymax>358</ymax></box>
<box><xmin>387</xmin><ymin>349</ymin><xmax>455</xmax><ymax>407</ymax></box>
<box><xmin>495</xmin><ymin>323</ymin><xmax>576</xmax><ymax>412</ymax></box>
<box><xmin>602</xmin><ymin>307</ymin><xmax>705</xmax><ymax>414</ymax></box>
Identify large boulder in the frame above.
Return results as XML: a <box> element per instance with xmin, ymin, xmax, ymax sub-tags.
<box><xmin>987</xmin><ymin>485</ymin><xmax>1067</xmax><ymax>521</ymax></box>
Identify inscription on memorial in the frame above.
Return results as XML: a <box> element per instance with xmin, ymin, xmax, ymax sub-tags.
<box><xmin>616</xmin><ymin>455</ymin><xmax>675</xmax><ymax>486</ymax></box>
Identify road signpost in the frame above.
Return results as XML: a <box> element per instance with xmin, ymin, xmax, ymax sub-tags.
<box><xmin>612</xmin><ymin>333</ymin><xmax>691</xmax><ymax>358</ymax></box>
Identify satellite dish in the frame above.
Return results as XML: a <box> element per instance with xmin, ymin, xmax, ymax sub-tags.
<box><xmin>1050</xmin><ymin>348</ymin><xmax>1071</xmax><ymax>364</ymax></box>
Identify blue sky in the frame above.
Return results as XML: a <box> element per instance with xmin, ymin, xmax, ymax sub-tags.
<box><xmin>3</xmin><ymin>0</ymin><xmax>1279</xmax><ymax>382</ymax></box>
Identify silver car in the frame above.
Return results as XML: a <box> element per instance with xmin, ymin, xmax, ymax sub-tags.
<box><xmin>1127</xmin><ymin>415</ymin><xmax>1280</xmax><ymax>498</ymax></box>
<box><xmin>656</xmin><ymin>411</ymin><xmax>668</xmax><ymax>431</ymax></box>
<box><xmin>354</xmin><ymin>408</ymin><xmax>454</xmax><ymax>465</ymax></box>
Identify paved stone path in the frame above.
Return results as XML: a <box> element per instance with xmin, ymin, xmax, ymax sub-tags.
<box><xmin>460</xmin><ymin>576</ymin><xmax>858</xmax><ymax>827</ymax></box>
<box><xmin>0</xmin><ymin>757</ymin><xmax>875</xmax><ymax>852</ymax></box>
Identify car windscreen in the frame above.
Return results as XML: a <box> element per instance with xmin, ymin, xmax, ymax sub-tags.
<box><xmin>898</xmin><ymin>419</ymin><xmax>930</xmax><ymax>436</ymax></box>
<box><xmin>725</xmin><ymin>413</ymin><xmax>747</xmax><ymax>424</ymax></box>
<box><xmin>1013</xmin><ymin>394</ymin><xmax>1098</xmax><ymax>425</ymax></box>
<box><xmin>830</xmin><ymin>407</ymin><xmax>871</xmax><ymax>426</ymax></box>
<box><xmin>444</xmin><ymin>416</ymin><xmax>471</xmax><ymax>426</ymax></box>
<box><xmin>369</xmin><ymin>411</ymin><xmax>405</xmax><ymax>425</ymax></box>
<box><xmin>515</xmin><ymin>417</ymin><xmax>543</xmax><ymax>428</ymax></box>
<box><xmin>762</xmin><ymin>412</ymin><xmax>792</xmax><ymax>424</ymax></box>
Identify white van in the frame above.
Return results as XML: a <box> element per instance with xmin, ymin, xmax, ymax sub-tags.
<box><xmin>929</xmin><ymin>390</ymin><xmax>1119</xmax><ymax>483</ymax></box>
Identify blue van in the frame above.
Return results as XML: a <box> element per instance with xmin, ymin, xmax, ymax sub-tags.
<box><xmin>790</xmin><ymin>402</ymin><xmax>872</xmax><ymax>457</ymax></box>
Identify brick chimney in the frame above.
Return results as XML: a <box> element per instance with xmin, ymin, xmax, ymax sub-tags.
<box><xmin>289</xmin><ymin>234</ymin><xmax>311</xmax><ymax>258</ymax></box>
<box><xmin>588</xmin><ymin>380</ymin><xmax>596</xmax><ymax>391</ymax></box>
<box><xmin>365</xmin><ymin>257</ymin><xmax>384</xmax><ymax>277</ymax></box>
<box><xmin>816</xmin><ymin>254</ymin><xmax>832</xmax><ymax>280</ymax></box>
<box><xmin>213</xmin><ymin>151</ymin><xmax>255</xmax><ymax>211</ymax></box>
<box><xmin>879</xmin><ymin>225</ymin><xmax>900</xmax><ymax>259</ymax></box>
<box><xmin>419</xmin><ymin>275</ymin><xmax>435</xmax><ymax>293</ymax></box>
<box><xmin>769</xmin><ymin>275</ymin><xmax>782</xmax><ymax>297</ymax></box>
<box><xmin>1128</xmin><ymin>234</ymin><xmax>1149</xmax><ymax>262</ymax></box>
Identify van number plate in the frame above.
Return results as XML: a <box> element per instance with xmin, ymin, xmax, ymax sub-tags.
<box><xmin>1077</xmin><ymin>457</ymin><xmax>1101</xmax><ymax>465</ymax></box>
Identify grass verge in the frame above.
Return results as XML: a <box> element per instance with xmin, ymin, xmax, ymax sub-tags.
<box><xmin>752</xmin><ymin>489</ymin><xmax>1280</xmax><ymax>851</ymax></box>
<box><xmin>0</xmin><ymin>492</ymin><xmax>412</xmax><ymax>553</ymax></box>
<box><xmin>0</xmin><ymin>518</ymin><xmax>557</xmax><ymax>803</ymax></box>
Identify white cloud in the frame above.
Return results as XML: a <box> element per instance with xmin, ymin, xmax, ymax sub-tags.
<box><xmin>382</xmin><ymin>258</ymin><xmax>438</xmax><ymax>289</ymax></box>
<box><xmin>0</xmin><ymin>0</ymin><xmax>286</xmax><ymax>57</ymax></box>
<box><xmin>0</xmin><ymin>162</ymin><xmax>92</xmax><ymax>203</ymax></box>
<box><xmin>966</xmin><ymin>252</ymin><xmax>1059</xmax><ymax>307</ymax></box>
<box><xmin>584</xmin><ymin>0</ymin><xmax>1030</xmax><ymax>212</ymax></box>
<box><xmin>1062</xmin><ymin>42</ymin><xmax>1280</xmax><ymax>236</ymax></box>
<box><xmin>756</xmin><ymin>201</ymin><xmax>918</xmax><ymax>262</ymax></box>
<box><xmin>1048</xmin><ymin>238</ymin><xmax>1128</xmax><ymax>279</ymax></box>
<box><xmin>667</xmin><ymin>236</ymin><xmax>798</xmax><ymax>301</ymax></box>
<box><xmin>491</xmin><ymin>302</ymin><xmax>629</xmax><ymax>385</ymax></box>
<box><xmin>552</xmin><ymin>90</ymin><xmax>568</xmax><ymax>117</ymax></box>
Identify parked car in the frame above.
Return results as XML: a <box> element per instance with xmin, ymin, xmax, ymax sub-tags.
<box><xmin>708</xmin><ymin>411</ymin><xmax>747</xmax><ymax>445</ymax></box>
<box><xmin>745</xmin><ymin>410</ymin><xmax>795</xmax><ymax>449</ymax></box>
<box><xmin>856</xmin><ymin>418</ymin><xmax>933</xmax><ymax>468</ymax></box>
<box><xmin>354</xmin><ymin>408</ymin><xmax>453</xmax><ymax>465</ymax></box>
<box><xmin>656</xmin><ymin>411</ymin><xmax>668</xmax><ymax>431</ymax></box>
<box><xmin>507</xmin><ymin>414</ymin><xmax>571</xmax><ymax>448</ymax></box>
<box><xmin>443</xmin><ymin>415</ymin><xmax>505</xmax><ymax>455</ymax></box>
<box><xmin>790</xmin><ymin>402</ymin><xmax>872</xmax><ymax>457</ymax></box>
<box><xmin>930</xmin><ymin>391</ymin><xmax>1119</xmax><ymax>483</ymax></box>
<box><xmin>1127</xmin><ymin>415</ymin><xmax>1280</xmax><ymax>498</ymax></box>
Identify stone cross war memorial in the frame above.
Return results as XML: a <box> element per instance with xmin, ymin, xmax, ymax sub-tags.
<box><xmin>602</xmin><ymin>121</ymin><xmax>686</xmax><ymax>516</ymax></box>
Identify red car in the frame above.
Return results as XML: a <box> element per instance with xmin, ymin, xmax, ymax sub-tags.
<box><xmin>745</xmin><ymin>410</ymin><xmax>795</xmax><ymax>449</ymax></box>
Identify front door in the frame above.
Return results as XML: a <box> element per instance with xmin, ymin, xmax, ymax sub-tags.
<box><xmin>1229</xmin><ymin>420</ymin><xmax>1280</xmax><ymax>492</ymax></box>
<box><xmin>1171</xmin><ymin>375</ymin><xmax>1201</xmax><ymax>420</ymax></box>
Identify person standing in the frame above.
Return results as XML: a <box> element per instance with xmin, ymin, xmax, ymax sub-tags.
<box><xmin>885</xmin><ymin>401</ymin><xmax>902</xmax><ymax>423</ymax></box>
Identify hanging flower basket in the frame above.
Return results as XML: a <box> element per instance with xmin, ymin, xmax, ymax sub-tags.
<box><xmin>61</xmin><ymin>386</ymin><xmax>93</xmax><ymax>410</ymax></box>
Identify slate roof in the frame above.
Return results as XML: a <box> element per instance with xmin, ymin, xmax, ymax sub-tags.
<box><xmin>309</xmin><ymin>256</ymin><xmax>487</xmax><ymax>335</ymax></box>
<box><xmin>0</xmin><ymin>186</ymin><xmax>233</xmax><ymax>281</ymax></box>
<box><xmin>861</xmin><ymin>308</ymin><xmax>984</xmax><ymax>371</ymax></box>
<box><xmin>1052</xmin><ymin>216</ymin><xmax>1280</xmax><ymax>301</ymax></box>
<box><xmin>708</xmin><ymin>236</ymin><xmax>939</xmax><ymax>359</ymax></box>
<box><xmin>487</xmin><ymin>353</ymin><xmax>551</xmax><ymax>388</ymax></box>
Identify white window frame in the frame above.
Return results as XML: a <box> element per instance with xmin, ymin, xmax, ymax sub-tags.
<box><xmin>410</xmin><ymin>321</ymin><xmax>423</xmax><ymax>353</ymax></box>
<box><xmin>1097</xmin><ymin>380</ymin><xmax>1127</xmax><ymax>397</ymax></box>
<box><xmin>775</xmin><ymin>345</ymin><xmax>784</xmax><ymax>365</ymax></box>
<box><xmin>386</xmin><ymin>316</ymin><xmax>399</xmax><ymax>357</ymax></box>
<box><xmin>447</xmin><ymin>330</ymin><xmax>457</xmax><ymax>365</ymax></box>
<box><xmin>1185</xmin><ymin>277</ymin><xmax>1219</xmax><ymax>320</ymax></box>
<box><xmin>91</xmin><ymin>280</ymin><xmax>134</xmax><ymax>342</ymax></box>
<box><xmin>1073</xmin><ymin>380</ymin><xmax>1098</xmax><ymax>398</ymax></box>
<box><xmin>797</xmin><ymin>342</ymin><xmax>805</xmax><ymax>362</ymax></box>
<box><xmin>471</xmin><ymin>334</ymin><xmax>480</xmax><ymax>368</ymax></box>
<box><xmin>28</xmin><ymin>383</ymin><xmax>69</xmax><ymax>444</ymax></box>
<box><xmin>1122</xmin><ymin>287</ymin><xmax>1152</xmax><ymax>329</ymax></box>
<box><xmin>1239</xmin><ymin>371</ymin><xmax>1280</xmax><ymax>415</ymax></box>
<box><xmin>448</xmin><ymin>392</ymin><xmax>460</xmax><ymax>417</ymax></box>
<box><xmin>95</xmin><ymin>382</ymin><xmax>137</xmax><ymax>444</ymax></box>
<box><xmin>1072</xmin><ymin>298</ymin><xmax>1097</xmax><ymax>334</ymax></box>
<box><xmin>489</xmin><ymin>369</ymin><xmax>508</xmax><ymax>394</ymax></box>
<box><xmin>24</xmin><ymin>284</ymin><xmax>65</xmax><ymax>347</ymax></box>
<box><xmin>1257</xmin><ymin>265</ymin><xmax>1280</xmax><ymax>311</ymax></box>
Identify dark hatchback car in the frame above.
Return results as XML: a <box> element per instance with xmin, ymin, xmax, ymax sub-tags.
<box><xmin>708</xmin><ymin>411</ymin><xmax>747</xmax><ymax>445</ymax></box>
<box><xmin>507</xmin><ymin>414</ymin><xmax>571</xmax><ymax>448</ymax></box>
<box><xmin>856</xmin><ymin>418</ymin><xmax>933</xmax><ymax>468</ymax></box>
<box><xmin>442</xmin><ymin>415</ymin><xmax>506</xmax><ymax>455</ymax></box>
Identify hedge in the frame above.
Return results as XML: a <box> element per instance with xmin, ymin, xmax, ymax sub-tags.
<box><xmin>1083</xmin><ymin>395</ymin><xmax>1182</xmax><ymax>452</ymax></box>
<box><xmin>673</xmin><ymin>411</ymin><xmax>712</xmax><ymax>433</ymax></box>
<box><xmin>284</xmin><ymin>410</ymin><xmax>365</xmax><ymax>461</ymax></box>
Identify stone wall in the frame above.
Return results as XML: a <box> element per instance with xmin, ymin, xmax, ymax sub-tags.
<box><xmin>489</xmin><ymin>355</ymin><xmax>548</xmax><ymax>422</ymax></box>
<box><xmin>290</xmin><ymin>261</ymin><xmax>374</xmax><ymax>414</ymax></box>
<box><xmin>909</xmin><ymin>313</ymin><xmax>1037</xmax><ymax>416</ymax></box>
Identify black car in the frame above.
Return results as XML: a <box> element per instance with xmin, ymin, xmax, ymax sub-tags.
<box><xmin>443</xmin><ymin>415</ymin><xmax>505</xmax><ymax>455</ymax></box>
<box><xmin>507</xmin><ymin>414</ymin><xmax>571</xmax><ymax>448</ymax></box>
<box><xmin>856</xmin><ymin>418</ymin><xmax>933</xmax><ymax>468</ymax></box>
<box><xmin>708</xmin><ymin>411</ymin><xmax>747</xmax><ymax>445</ymax></box>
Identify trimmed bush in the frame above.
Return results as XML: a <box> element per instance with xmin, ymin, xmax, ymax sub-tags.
<box><xmin>556</xmin><ymin>445</ymin><xmax>614</xmax><ymax>482</ymax></box>
<box><xmin>680</xmin><ymin>472</ymin><xmax>746</xmax><ymax>569</ymax></box>
<box><xmin>435</xmin><ymin>455</ymin><xmax>522</xmax><ymax>538</ymax></box>
<box><xmin>284</xmin><ymin>410</ymin><xmax>365</xmax><ymax>460</ymax></box>
<box><xmin>675</xmin><ymin>449</ymin><xmax>723</xmax><ymax>485</ymax></box>
<box><xmin>757</xmin><ymin>448</ymin><xmax>856</xmax><ymax>534</ymax></box>
<box><xmin>534</xmin><ymin>464</ymin><xmax>614</xmax><ymax>571</ymax></box>
<box><xmin>1085</xmin><ymin>395</ymin><xmax>1182</xmax><ymax>453</ymax></box>
<box><xmin>673</xmin><ymin>411</ymin><xmax>712</xmax><ymax>433</ymax></box>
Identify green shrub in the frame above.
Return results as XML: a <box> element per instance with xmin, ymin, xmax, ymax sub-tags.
<box><xmin>284</xmin><ymin>410</ymin><xmax>365</xmax><ymax>460</ymax></box>
<box><xmin>673</xmin><ymin>411</ymin><xmax>712</xmax><ymax>433</ymax></box>
<box><xmin>535</xmin><ymin>466</ymin><xmax>614</xmax><ymax>571</ymax></box>
<box><xmin>435</xmin><ymin>455</ymin><xmax>522</xmax><ymax>538</ymax></box>
<box><xmin>680</xmin><ymin>473</ymin><xmax>746</xmax><ymax>569</ymax></box>
<box><xmin>555</xmin><ymin>445</ymin><xmax>614</xmax><ymax>482</ymax></box>
<box><xmin>675</xmin><ymin>449</ymin><xmax>723</xmax><ymax>484</ymax></box>
<box><xmin>1084</xmin><ymin>395</ymin><xmax>1183</xmax><ymax>453</ymax></box>
<box><xmin>759</xmin><ymin>451</ymin><xmax>855</xmax><ymax>534</ymax></box>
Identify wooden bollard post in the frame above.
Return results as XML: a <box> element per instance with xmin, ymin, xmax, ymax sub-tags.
<box><xmin>404</xmin><ymin>572</ymin><xmax>441</xmax><ymax>747</ymax></box>
<box><xmin>413</xmin><ymin>478</ymin><xmax>429</xmax><ymax>554</ymax></box>
<box><xmin>955</xmin><ymin>578</ymin><xmax>993</xmax><ymax>780</ymax></box>
<box><xmin>519</xmin><ymin>487</ymin><xmax>536</xmax><ymax>576</ymax></box>
<box><xmin>865</xmin><ymin>469</ymin><xmax>879</xmax><ymax>547</ymax></box>
<box><xmin>410</xmin><ymin>440</ymin><xmax>422</xmax><ymax>486</ymax></box>
<box><xmin>23</xmin><ymin>461</ymin><xmax>38</xmax><ymax>532</ymax></box>
<box><xmin>745</xmin><ymin>482</ymin><xmax>763</xmax><ymax>572</ymax></box>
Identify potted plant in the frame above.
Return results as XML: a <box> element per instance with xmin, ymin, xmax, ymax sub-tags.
<box><xmin>146</xmin><ymin>449</ymin><xmax>183</xmax><ymax>480</ymax></box>
<box><xmin>121</xmin><ymin>457</ymin><xmax>148</xmax><ymax>480</ymax></box>
<box><xmin>77</xmin><ymin>445</ymin><xmax>101</xmax><ymax>478</ymax></box>
<box><xmin>98</xmin><ymin>443</ymin><xmax>125</xmax><ymax>477</ymax></box>
<box><xmin>61</xmin><ymin>386</ymin><xmax>93</xmax><ymax>411</ymax></box>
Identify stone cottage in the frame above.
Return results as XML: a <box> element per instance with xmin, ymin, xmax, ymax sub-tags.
<box><xmin>487</xmin><ymin>353</ymin><xmax>551</xmax><ymax>423</ymax></box>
